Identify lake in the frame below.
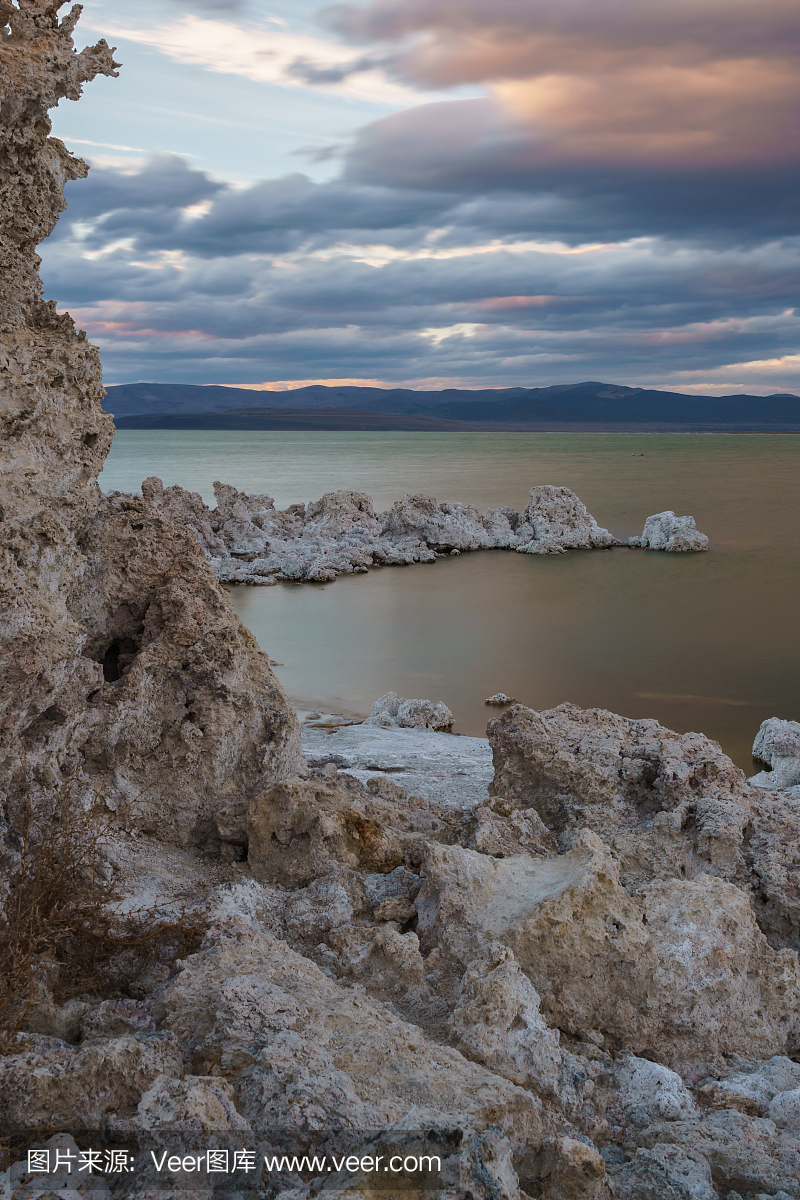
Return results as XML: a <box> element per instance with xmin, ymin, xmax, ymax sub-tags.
<box><xmin>101</xmin><ymin>430</ymin><xmax>800</xmax><ymax>770</ymax></box>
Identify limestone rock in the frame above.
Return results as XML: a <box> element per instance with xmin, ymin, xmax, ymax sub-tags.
<box><xmin>628</xmin><ymin>511</ymin><xmax>709</xmax><ymax>552</ymax></box>
<box><xmin>147</xmin><ymin>478</ymin><xmax>628</xmax><ymax>585</ymax></box>
<box><xmin>150</xmin><ymin>919</ymin><xmax>544</xmax><ymax>1177</ymax></box>
<box><xmin>632</xmin><ymin>1109</ymin><xmax>800</xmax><ymax>1198</ymax></box>
<box><xmin>132</xmin><ymin>1073</ymin><xmax>252</xmax><ymax>1136</ymax></box>
<box><xmin>0</xmin><ymin>4</ymin><xmax>301</xmax><ymax>845</ymax></box>
<box><xmin>610</xmin><ymin>1144</ymin><xmax>717</xmax><ymax>1200</ymax></box>
<box><xmin>364</xmin><ymin>691</ymin><xmax>455</xmax><ymax>731</ymax></box>
<box><xmin>487</xmin><ymin>702</ymin><xmax>800</xmax><ymax>952</ymax></box>
<box><xmin>0</xmin><ymin>1031</ymin><xmax>183</xmax><ymax>1134</ymax></box>
<box><xmin>698</xmin><ymin>1056</ymin><xmax>800</xmax><ymax>1116</ymax></box>
<box><xmin>6</xmin><ymin>1132</ymin><xmax>111</xmax><ymax>1199</ymax></box>
<box><xmin>447</xmin><ymin>944</ymin><xmax>562</xmax><ymax>1093</ymax></box>
<box><xmin>769</xmin><ymin>1087</ymin><xmax>800</xmax><ymax>1131</ymax></box>
<box><xmin>515</xmin><ymin>486</ymin><xmax>614</xmax><ymax>554</ymax></box>
<box><xmin>381</xmin><ymin>492</ymin><xmax>517</xmax><ymax>551</ymax></box>
<box><xmin>536</xmin><ymin>1136</ymin><xmax>612</xmax><ymax>1200</ymax></box>
<box><xmin>79</xmin><ymin>999</ymin><xmax>155</xmax><ymax>1042</ymax></box>
<box><xmin>750</xmin><ymin>717</ymin><xmax>800</xmax><ymax>791</ymax></box>
<box><xmin>243</xmin><ymin>776</ymin><xmax>466</xmax><ymax>887</ymax></box>
<box><xmin>614</xmin><ymin>1057</ymin><xmax>697</xmax><ymax>1127</ymax></box>
<box><xmin>487</xmin><ymin>702</ymin><xmax>753</xmax><ymax>885</ymax></box>
<box><xmin>416</xmin><ymin>831</ymin><xmax>800</xmax><ymax>1061</ymax></box>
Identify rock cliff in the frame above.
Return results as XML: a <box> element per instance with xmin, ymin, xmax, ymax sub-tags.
<box><xmin>0</xmin><ymin>1</ymin><xmax>300</xmax><ymax>846</ymax></box>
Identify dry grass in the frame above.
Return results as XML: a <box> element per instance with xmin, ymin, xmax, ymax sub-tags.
<box><xmin>0</xmin><ymin>754</ymin><xmax>202</xmax><ymax>1052</ymax></box>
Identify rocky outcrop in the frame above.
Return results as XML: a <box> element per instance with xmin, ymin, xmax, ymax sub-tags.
<box><xmin>0</xmin><ymin>3</ymin><xmax>300</xmax><ymax>845</ymax></box>
<box><xmin>6</xmin><ymin>11</ymin><xmax>800</xmax><ymax>1195</ymax></box>
<box><xmin>6</xmin><ymin>703</ymin><xmax>800</xmax><ymax>1198</ymax></box>
<box><xmin>415</xmin><ymin>830</ymin><xmax>800</xmax><ymax>1062</ymax></box>
<box><xmin>141</xmin><ymin>478</ymin><xmax>705</xmax><ymax>585</ymax></box>
<box><xmin>629</xmin><ymin>510</ymin><xmax>709</xmax><ymax>551</ymax></box>
<box><xmin>486</xmin><ymin>702</ymin><xmax>800</xmax><ymax>951</ymax></box>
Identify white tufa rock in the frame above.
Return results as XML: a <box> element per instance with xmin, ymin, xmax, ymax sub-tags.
<box><xmin>363</xmin><ymin>691</ymin><xmax>455</xmax><ymax>731</ymax></box>
<box><xmin>486</xmin><ymin>693</ymin><xmax>517</xmax><ymax>705</ymax></box>
<box><xmin>142</xmin><ymin>482</ymin><xmax>674</xmax><ymax>584</ymax></box>
<box><xmin>750</xmin><ymin>717</ymin><xmax>800</xmax><ymax>791</ymax></box>
<box><xmin>628</xmin><ymin>510</ymin><xmax>709</xmax><ymax>552</ymax></box>
<box><xmin>614</xmin><ymin>1055</ymin><xmax>697</xmax><ymax>1126</ymax></box>
<box><xmin>515</xmin><ymin>485</ymin><xmax>616</xmax><ymax>554</ymax></box>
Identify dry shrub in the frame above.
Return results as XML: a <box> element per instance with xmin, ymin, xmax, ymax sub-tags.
<box><xmin>0</xmin><ymin>755</ymin><xmax>203</xmax><ymax>1051</ymax></box>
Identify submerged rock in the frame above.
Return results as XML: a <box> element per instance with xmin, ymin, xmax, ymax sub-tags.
<box><xmin>629</xmin><ymin>510</ymin><xmax>709</xmax><ymax>551</ymax></box>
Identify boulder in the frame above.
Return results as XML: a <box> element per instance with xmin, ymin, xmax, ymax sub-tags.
<box><xmin>243</xmin><ymin>776</ymin><xmax>465</xmax><ymax>887</ymax></box>
<box><xmin>614</xmin><ymin>1056</ymin><xmax>697</xmax><ymax>1127</ymax></box>
<box><xmin>447</xmin><ymin>944</ymin><xmax>562</xmax><ymax>1093</ymax></box>
<box><xmin>0</xmin><ymin>1032</ymin><xmax>183</xmax><ymax>1134</ymax></box>
<box><xmin>151</xmin><ymin>919</ymin><xmax>544</xmax><ymax>1177</ymax></box>
<box><xmin>697</xmin><ymin>1056</ymin><xmax>800</xmax><ymax>1116</ymax></box>
<box><xmin>486</xmin><ymin>702</ymin><xmax>800</xmax><ymax>951</ymax></box>
<box><xmin>487</xmin><ymin>703</ymin><xmax>753</xmax><ymax>886</ymax></box>
<box><xmin>610</xmin><ymin>1144</ymin><xmax>717</xmax><ymax>1199</ymax></box>
<box><xmin>381</xmin><ymin>493</ymin><xmax>517</xmax><ymax>551</ymax></box>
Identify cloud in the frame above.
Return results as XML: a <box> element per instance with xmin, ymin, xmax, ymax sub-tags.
<box><xmin>43</xmin><ymin>0</ymin><xmax>800</xmax><ymax>404</ymax></box>
<box><xmin>97</xmin><ymin>14</ymin><xmax>434</xmax><ymax>106</ymax></box>
<box><xmin>342</xmin><ymin>98</ymin><xmax>800</xmax><ymax>241</ymax></box>
<box><xmin>40</xmin><ymin>153</ymin><xmax>800</xmax><ymax>395</ymax></box>
<box><xmin>324</xmin><ymin>0</ymin><xmax>800</xmax><ymax>170</ymax></box>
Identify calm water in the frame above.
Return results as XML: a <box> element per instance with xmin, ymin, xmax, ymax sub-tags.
<box><xmin>102</xmin><ymin>431</ymin><xmax>800</xmax><ymax>769</ymax></box>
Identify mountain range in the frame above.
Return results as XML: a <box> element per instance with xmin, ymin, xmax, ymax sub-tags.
<box><xmin>105</xmin><ymin>381</ymin><xmax>800</xmax><ymax>431</ymax></box>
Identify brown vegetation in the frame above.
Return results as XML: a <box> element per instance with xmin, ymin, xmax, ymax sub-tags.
<box><xmin>0</xmin><ymin>755</ymin><xmax>201</xmax><ymax>1051</ymax></box>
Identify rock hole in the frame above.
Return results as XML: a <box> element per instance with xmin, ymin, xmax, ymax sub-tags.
<box><xmin>82</xmin><ymin>432</ymin><xmax>99</xmax><ymax>448</ymax></box>
<box><xmin>102</xmin><ymin>636</ymin><xmax>139</xmax><ymax>682</ymax></box>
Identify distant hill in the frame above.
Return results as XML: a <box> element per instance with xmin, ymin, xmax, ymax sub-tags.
<box><xmin>105</xmin><ymin>381</ymin><xmax>800</xmax><ymax>431</ymax></box>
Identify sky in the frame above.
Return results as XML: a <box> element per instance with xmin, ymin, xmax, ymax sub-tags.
<box><xmin>39</xmin><ymin>0</ymin><xmax>800</xmax><ymax>394</ymax></box>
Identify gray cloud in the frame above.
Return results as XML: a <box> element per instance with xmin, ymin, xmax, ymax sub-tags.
<box><xmin>41</xmin><ymin>157</ymin><xmax>800</xmax><ymax>393</ymax></box>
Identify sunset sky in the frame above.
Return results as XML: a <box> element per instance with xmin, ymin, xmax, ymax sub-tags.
<box><xmin>42</xmin><ymin>0</ymin><xmax>800</xmax><ymax>394</ymax></box>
